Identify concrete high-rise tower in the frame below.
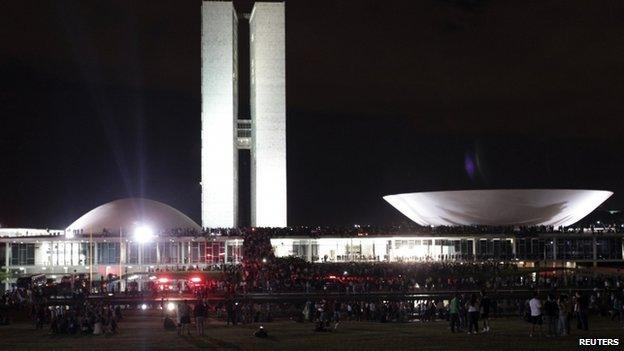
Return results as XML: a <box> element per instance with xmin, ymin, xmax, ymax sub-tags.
<box><xmin>249</xmin><ymin>3</ymin><xmax>286</xmax><ymax>228</ymax></box>
<box><xmin>201</xmin><ymin>1</ymin><xmax>286</xmax><ymax>228</ymax></box>
<box><xmin>201</xmin><ymin>1</ymin><xmax>239</xmax><ymax>228</ymax></box>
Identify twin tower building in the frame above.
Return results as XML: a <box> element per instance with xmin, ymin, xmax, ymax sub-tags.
<box><xmin>201</xmin><ymin>1</ymin><xmax>287</xmax><ymax>228</ymax></box>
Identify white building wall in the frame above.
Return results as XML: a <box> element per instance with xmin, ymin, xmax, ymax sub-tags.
<box><xmin>250</xmin><ymin>2</ymin><xmax>287</xmax><ymax>227</ymax></box>
<box><xmin>201</xmin><ymin>2</ymin><xmax>239</xmax><ymax>227</ymax></box>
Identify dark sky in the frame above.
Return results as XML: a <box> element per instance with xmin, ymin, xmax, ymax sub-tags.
<box><xmin>1</xmin><ymin>0</ymin><xmax>624</xmax><ymax>228</ymax></box>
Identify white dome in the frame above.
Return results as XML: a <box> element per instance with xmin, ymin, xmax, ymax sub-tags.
<box><xmin>66</xmin><ymin>198</ymin><xmax>201</xmax><ymax>234</ymax></box>
<box><xmin>383</xmin><ymin>189</ymin><xmax>613</xmax><ymax>227</ymax></box>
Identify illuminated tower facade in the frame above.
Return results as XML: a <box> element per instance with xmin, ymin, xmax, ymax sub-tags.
<box><xmin>201</xmin><ymin>1</ymin><xmax>239</xmax><ymax>228</ymax></box>
<box><xmin>201</xmin><ymin>1</ymin><xmax>286</xmax><ymax>228</ymax></box>
<box><xmin>249</xmin><ymin>3</ymin><xmax>286</xmax><ymax>227</ymax></box>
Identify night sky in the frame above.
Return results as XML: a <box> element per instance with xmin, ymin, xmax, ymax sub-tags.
<box><xmin>1</xmin><ymin>0</ymin><xmax>624</xmax><ymax>229</ymax></box>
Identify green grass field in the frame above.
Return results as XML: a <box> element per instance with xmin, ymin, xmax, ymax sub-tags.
<box><xmin>1</xmin><ymin>312</ymin><xmax>622</xmax><ymax>350</ymax></box>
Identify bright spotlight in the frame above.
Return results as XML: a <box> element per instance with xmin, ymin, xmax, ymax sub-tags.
<box><xmin>167</xmin><ymin>302</ymin><xmax>176</xmax><ymax>311</ymax></box>
<box><xmin>190</xmin><ymin>277</ymin><xmax>201</xmax><ymax>283</ymax></box>
<box><xmin>141</xmin><ymin>304</ymin><xmax>147</xmax><ymax>310</ymax></box>
<box><xmin>134</xmin><ymin>225</ymin><xmax>154</xmax><ymax>243</ymax></box>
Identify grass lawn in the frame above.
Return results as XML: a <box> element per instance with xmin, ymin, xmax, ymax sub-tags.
<box><xmin>1</xmin><ymin>312</ymin><xmax>622</xmax><ymax>350</ymax></box>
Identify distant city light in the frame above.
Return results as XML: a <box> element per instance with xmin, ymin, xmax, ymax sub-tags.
<box><xmin>141</xmin><ymin>304</ymin><xmax>147</xmax><ymax>310</ymax></box>
<box><xmin>167</xmin><ymin>302</ymin><xmax>176</xmax><ymax>311</ymax></box>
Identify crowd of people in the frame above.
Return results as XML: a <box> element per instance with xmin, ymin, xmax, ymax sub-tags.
<box><xmin>525</xmin><ymin>291</ymin><xmax>596</xmax><ymax>337</ymax></box>
<box><xmin>192</xmin><ymin>223</ymin><xmax>624</xmax><ymax>237</ymax></box>
<box><xmin>2</xmin><ymin>270</ymin><xmax>623</xmax><ymax>339</ymax></box>
<box><xmin>139</xmin><ymin>230</ymin><xmax>624</xmax><ymax>301</ymax></box>
<box><xmin>2</xmin><ymin>222</ymin><xmax>623</xmax><ymax>339</ymax></box>
<box><xmin>445</xmin><ymin>289</ymin><xmax>624</xmax><ymax>337</ymax></box>
<box><xmin>0</xmin><ymin>285</ymin><xmax>123</xmax><ymax>336</ymax></box>
<box><xmin>45</xmin><ymin>301</ymin><xmax>122</xmax><ymax>335</ymax></box>
<box><xmin>158</xmin><ymin>288</ymin><xmax>624</xmax><ymax>338</ymax></box>
<box><xmin>0</xmin><ymin>289</ymin><xmax>27</xmax><ymax>325</ymax></box>
<box><xmin>31</xmin><ymin>222</ymin><xmax>623</xmax><ymax>242</ymax></box>
<box><xmin>202</xmin><ymin>256</ymin><xmax>622</xmax><ymax>295</ymax></box>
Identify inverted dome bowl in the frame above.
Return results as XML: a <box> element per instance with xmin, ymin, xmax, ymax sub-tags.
<box><xmin>383</xmin><ymin>189</ymin><xmax>613</xmax><ymax>227</ymax></box>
